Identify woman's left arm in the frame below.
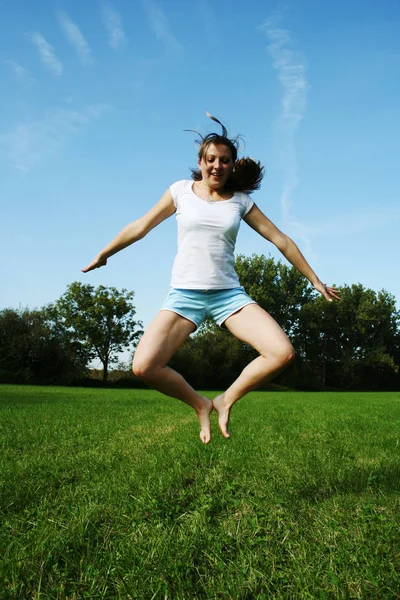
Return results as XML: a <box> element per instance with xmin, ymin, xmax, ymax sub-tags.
<box><xmin>244</xmin><ymin>204</ymin><xmax>341</xmax><ymax>302</ymax></box>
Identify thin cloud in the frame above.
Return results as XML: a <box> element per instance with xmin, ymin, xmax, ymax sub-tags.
<box><xmin>0</xmin><ymin>104</ymin><xmax>110</xmax><ymax>173</ymax></box>
<box><xmin>261</xmin><ymin>14</ymin><xmax>312</xmax><ymax>258</ymax></box>
<box><xmin>304</xmin><ymin>205</ymin><xmax>400</xmax><ymax>239</ymax></box>
<box><xmin>57</xmin><ymin>10</ymin><xmax>94</xmax><ymax>66</ymax></box>
<box><xmin>142</xmin><ymin>0</ymin><xmax>183</xmax><ymax>53</ymax></box>
<box><xmin>101</xmin><ymin>1</ymin><xmax>127</xmax><ymax>49</ymax></box>
<box><xmin>29</xmin><ymin>33</ymin><xmax>63</xmax><ymax>76</ymax></box>
<box><xmin>279</xmin><ymin>204</ymin><xmax>400</xmax><ymax>275</ymax></box>
<box><xmin>196</xmin><ymin>0</ymin><xmax>218</xmax><ymax>38</ymax></box>
<box><xmin>262</xmin><ymin>16</ymin><xmax>308</xmax><ymax>222</ymax></box>
<box><xmin>5</xmin><ymin>60</ymin><xmax>34</xmax><ymax>83</ymax></box>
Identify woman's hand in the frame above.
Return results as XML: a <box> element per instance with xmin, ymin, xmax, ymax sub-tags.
<box><xmin>313</xmin><ymin>281</ymin><xmax>341</xmax><ymax>302</ymax></box>
<box><xmin>81</xmin><ymin>255</ymin><xmax>107</xmax><ymax>273</ymax></box>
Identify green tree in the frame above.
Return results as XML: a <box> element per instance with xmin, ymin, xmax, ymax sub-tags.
<box><xmin>235</xmin><ymin>254</ymin><xmax>313</xmax><ymax>335</ymax></box>
<box><xmin>294</xmin><ymin>294</ymin><xmax>342</xmax><ymax>389</ymax></box>
<box><xmin>53</xmin><ymin>283</ymin><xmax>143</xmax><ymax>382</ymax></box>
<box><xmin>167</xmin><ymin>255</ymin><xmax>400</xmax><ymax>391</ymax></box>
<box><xmin>295</xmin><ymin>284</ymin><xmax>399</xmax><ymax>390</ymax></box>
<box><xmin>0</xmin><ymin>307</ymin><xmax>87</xmax><ymax>383</ymax></box>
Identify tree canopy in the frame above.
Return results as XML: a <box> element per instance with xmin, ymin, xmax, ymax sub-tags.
<box><xmin>0</xmin><ymin>307</ymin><xmax>88</xmax><ymax>384</ymax></box>
<box><xmin>170</xmin><ymin>255</ymin><xmax>400</xmax><ymax>391</ymax></box>
<box><xmin>52</xmin><ymin>282</ymin><xmax>143</xmax><ymax>382</ymax></box>
<box><xmin>1</xmin><ymin>258</ymin><xmax>399</xmax><ymax>389</ymax></box>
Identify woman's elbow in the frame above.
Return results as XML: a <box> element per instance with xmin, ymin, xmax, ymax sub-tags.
<box><xmin>273</xmin><ymin>233</ymin><xmax>291</xmax><ymax>253</ymax></box>
<box><xmin>125</xmin><ymin>220</ymin><xmax>147</xmax><ymax>243</ymax></box>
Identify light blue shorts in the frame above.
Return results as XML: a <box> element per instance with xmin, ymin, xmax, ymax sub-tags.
<box><xmin>160</xmin><ymin>287</ymin><xmax>257</xmax><ymax>329</ymax></box>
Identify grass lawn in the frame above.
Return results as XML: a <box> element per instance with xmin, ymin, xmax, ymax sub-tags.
<box><xmin>0</xmin><ymin>384</ymin><xmax>400</xmax><ymax>599</ymax></box>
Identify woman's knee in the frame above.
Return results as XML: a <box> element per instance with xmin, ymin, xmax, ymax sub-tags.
<box><xmin>132</xmin><ymin>357</ymin><xmax>156</xmax><ymax>380</ymax></box>
<box><xmin>280</xmin><ymin>343</ymin><xmax>295</xmax><ymax>367</ymax></box>
<box><xmin>272</xmin><ymin>342</ymin><xmax>295</xmax><ymax>369</ymax></box>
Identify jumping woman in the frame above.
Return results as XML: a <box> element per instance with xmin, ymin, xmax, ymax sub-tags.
<box><xmin>82</xmin><ymin>113</ymin><xmax>340</xmax><ymax>443</ymax></box>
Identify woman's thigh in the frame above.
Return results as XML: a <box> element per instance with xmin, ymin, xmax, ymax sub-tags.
<box><xmin>224</xmin><ymin>303</ymin><xmax>294</xmax><ymax>358</ymax></box>
<box><xmin>133</xmin><ymin>310</ymin><xmax>196</xmax><ymax>371</ymax></box>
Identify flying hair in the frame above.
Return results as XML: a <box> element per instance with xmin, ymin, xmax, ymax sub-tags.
<box><xmin>205</xmin><ymin>111</ymin><xmax>228</xmax><ymax>137</ymax></box>
<box><xmin>185</xmin><ymin>111</ymin><xmax>265</xmax><ymax>194</ymax></box>
<box><xmin>183</xmin><ymin>111</ymin><xmax>228</xmax><ymax>140</ymax></box>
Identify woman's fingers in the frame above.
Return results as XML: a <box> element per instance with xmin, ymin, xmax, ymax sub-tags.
<box><xmin>325</xmin><ymin>285</ymin><xmax>341</xmax><ymax>301</ymax></box>
<box><xmin>314</xmin><ymin>282</ymin><xmax>341</xmax><ymax>302</ymax></box>
<box><xmin>81</xmin><ymin>256</ymin><xmax>107</xmax><ymax>273</ymax></box>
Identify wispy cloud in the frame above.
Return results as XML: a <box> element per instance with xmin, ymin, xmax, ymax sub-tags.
<box><xmin>277</xmin><ymin>203</ymin><xmax>400</xmax><ymax>273</ymax></box>
<box><xmin>261</xmin><ymin>15</ymin><xmax>308</xmax><ymax>224</ymax></box>
<box><xmin>5</xmin><ymin>60</ymin><xmax>34</xmax><ymax>83</ymax></box>
<box><xmin>304</xmin><ymin>205</ymin><xmax>400</xmax><ymax>239</ymax></box>
<box><xmin>57</xmin><ymin>10</ymin><xmax>94</xmax><ymax>66</ymax></box>
<box><xmin>29</xmin><ymin>33</ymin><xmax>63</xmax><ymax>76</ymax></box>
<box><xmin>260</xmin><ymin>14</ymin><xmax>316</xmax><ymax>262</ymax></box>
<box><xmin>0</xmin><ymin>104</ymin><xmax>110</xmax><ymax>173</ymax></box>
<box><xmin>101</xmin><ymin>1</ymin><xmax>127</xmax><ymax>49</ymax></box>
<box><xmin>196</xmin><ymin>0</ymin><xmax>218</xmax><ymax>38</ymax></box>
<box><xmin>142</xmin><ymin>0</ymin><xmax>183</xmax><ymax>54</ymax></box>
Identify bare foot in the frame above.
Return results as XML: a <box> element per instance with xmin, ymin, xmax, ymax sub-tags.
<box><xmin>195</xmin><ymin>396</ymin><xmax>213</xmax><ymax>444</ymax></box>
<box><xmin>212</xmin><ymin>394</ymin><xmax>231</xmax><ymax>439</ymax></box>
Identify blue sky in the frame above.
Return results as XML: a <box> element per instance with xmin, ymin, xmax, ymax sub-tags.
<box><xmin>1</xmin><ymin>0</ymin><xmax>400</xmax><ymax>361</ymax></box>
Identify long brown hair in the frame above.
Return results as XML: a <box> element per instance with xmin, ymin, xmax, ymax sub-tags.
<box><xmin>187</xmin><ymin>113</ymin><xmax>265</xmax><ymax>194</ymax></box>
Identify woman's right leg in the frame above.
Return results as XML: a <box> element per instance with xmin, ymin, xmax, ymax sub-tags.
<box><xmin>132</xmin><ymin>310</ymin><xmax>213</xmax><ymax>443</ymax></box>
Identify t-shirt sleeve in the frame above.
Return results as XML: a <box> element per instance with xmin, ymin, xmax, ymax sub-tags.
<box><xmin>241</xmin><ymin>193</ymin><xmax>255</xmax><ymax>217</ymax></box>
<box><xmin>169</xmin><ymin>180</ymin><xmax>186</xmax><ymax>209</ymax></box>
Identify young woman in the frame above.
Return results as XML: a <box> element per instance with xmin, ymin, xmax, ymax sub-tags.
<box><xmin>83</xmin><ymin>113</ymin><xmax>340</xmax><ymax>444</ymax></box>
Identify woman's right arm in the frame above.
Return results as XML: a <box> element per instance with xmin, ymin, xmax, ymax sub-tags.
<box><xmin>82</xmin><ymin>189</ymin><xmax>175</xmax><ymax>273</ymax></box>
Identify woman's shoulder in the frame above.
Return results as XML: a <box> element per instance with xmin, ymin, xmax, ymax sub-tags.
<box><xmin>232</xmin><ymin>189</ymin><xmax>253</xmax><ymax>202</ymax></box>
<box><xmin>232</xmin><ymin>190</ymin><xmax>254</xmax><ymax>216</ymax></box>
<box><xmin>169</xmin><ymin>180</ymin><xmax>192</xmax><ymax>206</ymax></box>
<box><xmin>170</xmin><ymin>179</ymin><xmax>192</xmax><ymax>192</ymax></box>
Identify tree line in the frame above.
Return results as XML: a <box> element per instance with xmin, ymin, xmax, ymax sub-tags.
<box><xmin>1</xmin><ymin>255</ymin><xmax>399</xmax><ymax>390</ymax></box>
<box><xmin>0</xmin><ymin>283</ymin><xmax>142</xmax><ymax>385</ymax></box>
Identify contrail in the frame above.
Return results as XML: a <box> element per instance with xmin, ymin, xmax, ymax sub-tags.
<box><xmin>261</xmin><ymin>15</ymin><xmax>308</xmax><ymax>224</ymax></box>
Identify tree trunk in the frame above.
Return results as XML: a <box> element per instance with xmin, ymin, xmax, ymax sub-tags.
<box><xmin>321</xmin><ymin>334</ymin><xmax>327</xmax><ymax>390</ymax></box>
<box><xmin>102</xmin><ymin>359</ymin><xmax>108</xmax><ymax>382</ymax></box>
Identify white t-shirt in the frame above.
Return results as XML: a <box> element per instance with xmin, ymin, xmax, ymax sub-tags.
<box><xmin>169</xmin><ymin>180</ymin><xmax>254</xmax><ymax>289</ymax></box>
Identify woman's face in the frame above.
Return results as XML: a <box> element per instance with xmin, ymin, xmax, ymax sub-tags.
<box><xmin>198</xmin><ymin>143</ymin><xmax>234</xmax><ymax>190</ymax></box>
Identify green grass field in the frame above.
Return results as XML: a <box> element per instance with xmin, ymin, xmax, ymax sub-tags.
<box><xmin>1</xmin><ymin>385</ymin><xmax>399</xmax><ymax>599</ymax></box>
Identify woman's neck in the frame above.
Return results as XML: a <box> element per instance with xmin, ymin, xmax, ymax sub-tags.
<box><xmin>198</xmin><ymin>180</ymin><xmax>230</xmax><ymax>200</ymax></box>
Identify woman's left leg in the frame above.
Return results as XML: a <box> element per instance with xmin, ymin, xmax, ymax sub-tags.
<box><xmin>213</xmin><ymin>303</ymin><xmax>295</xmax><ymax>438</ymax></box>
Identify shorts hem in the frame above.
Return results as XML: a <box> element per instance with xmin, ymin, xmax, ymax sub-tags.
<box><xmin>170</xmin><ymin>285</ymin><xmax>244</xmax><ymax>291</ymax></box>
<box><xmin>217</xmin><ymin>301</ymin><xmax>257</xmax><ymax>327</ymax></box>
<box><xmin>159</xmin><ymin>308</ymin><xmax>199</xmax><ymax>330</ymax></box>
